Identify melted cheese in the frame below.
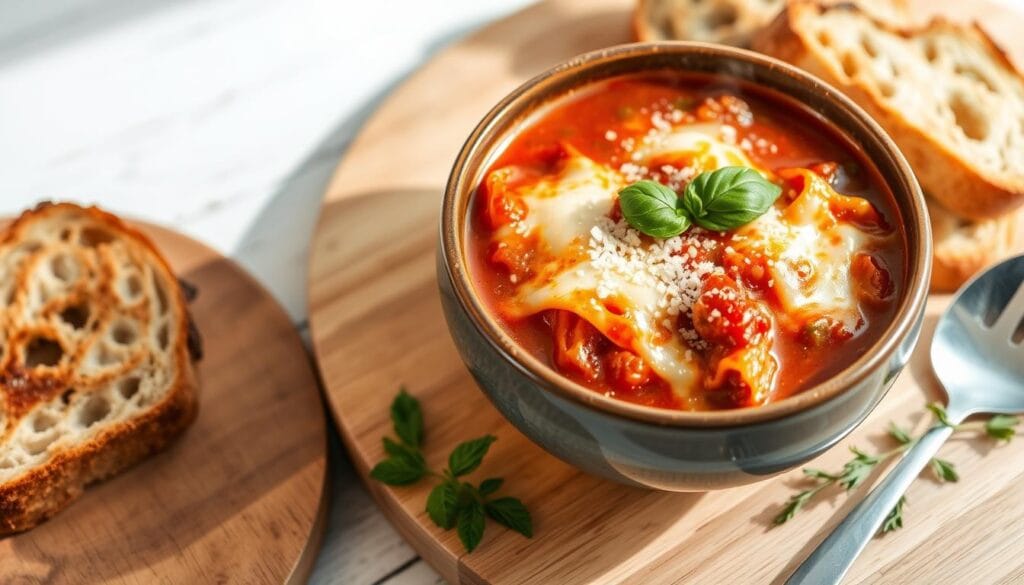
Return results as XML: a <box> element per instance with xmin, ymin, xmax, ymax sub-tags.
<box><xmin>639</xmin><ymin>123</ymin><xmax>757</xmax><ymax>172</ymax></box>
<box><xmin>489</xmin><ymin>129</ymin><xmax>883</xmax><ymax>402</ymax></box>
<box><xmin>498</xmin><ymin>155</ymin><xmax>621</xmax><ymax>254</ymax></box>
<box><xmin>734</xmin><ymin>170</ymin><xmax>877</xmax><ymax>329</ymax></box>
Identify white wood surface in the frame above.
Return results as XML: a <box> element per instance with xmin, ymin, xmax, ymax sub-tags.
<box><xmin>1</xmin><ymin>1</ymin><xmax>1020</xmax><ymax>583</ymax></box>
<box><xmin>0</xmin><ymin>1</ymin><xmax>529</xmax><ymax>583</ymax></box>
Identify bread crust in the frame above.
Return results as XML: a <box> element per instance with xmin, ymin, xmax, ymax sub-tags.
<box><xmin>929</xmin><ymin>198</ymin><xmax>1021</xmax><ymax>292</ymax></box>
<box><xmin>0</xmin><ymin>202</ymin><xmax>199</xmax><ymax>534</ymax></box>
<box><xmin>752</xmin><ymin>3</ymin><xmax>1024</xmax><ymax>220</ymax></box>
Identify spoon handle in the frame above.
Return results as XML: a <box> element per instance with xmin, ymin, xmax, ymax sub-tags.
<box><xmin>785</xmin><ymin>424</ymin><xmax>956</xmax><ymax>585</ymax></box>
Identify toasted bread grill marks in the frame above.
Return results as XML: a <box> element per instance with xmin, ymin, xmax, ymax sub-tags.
<box><xmin>0</xmin><ymin>203</ymin><xmax>199</xmax><ymax>533</ymax></box>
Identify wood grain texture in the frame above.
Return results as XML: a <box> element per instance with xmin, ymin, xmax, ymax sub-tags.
<box><xmin>0</xmin><ymin>222</ymin><xmax>328</xmax><ymax>584</ymax></box>
<box><xmin>307</xmin><ymin>0</ymin><xmax>1024</xmax><ymax>583</ymax></box>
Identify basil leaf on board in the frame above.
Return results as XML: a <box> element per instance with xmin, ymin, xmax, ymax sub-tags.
<box><xmin>479</xmin><ymin>477</ymin><xmax>504</xmax><ymax>497</ymax></box>
<box><xmin>681</xmin><ymin>166</ymin><xmax>781</xmax><ymax>231</ymax></box>
<box><xmin>426</xmin><ymin>481</ymin><xmax>459</xmax><ymax>529</ymax></box>
<box><xmin>618</xmin><ymin>180</ymin><xmax>691</xmax><ymax>238</ymax></box>
<box><xmin>448</xmin><ymin>435</ymin><xmax>497</xmax><ymax>477</ymax></box>
<box><xmin>485</xmin><ymin>497</ymin><xmax>534</xmax><ymax>538</ymax></box>
<box><xmin>391</xmin><ymin>388</ymin><xmax>423</xmax><ymax>447</ymax></box>
<box><xmin>369</xmin><ymin>453</ymin><xmax>426</xmax><ymax>486</ymax></box>
<box><xmin>457</xmin><ymin>499</ymin><xmax>486</xmax><ymax>552</ymax></box>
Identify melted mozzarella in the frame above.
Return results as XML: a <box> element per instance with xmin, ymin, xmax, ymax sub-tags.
<box><xmin>735</xmin><ymin>171</ymin><xmax>875</xmax><ymax>329</ymax></box>
<box><xmin>492</xmin><ymin>133</ymin><xmax>882</xmax><ymax>402</ymax></box>
<box><xmin>501</xmin><ymin>155</ymin><xmax>621</xmax><ymax>254</ymax></box>
<box><xmin>639</xmin><ymin>123</ymin><xmax>757</xmax><ymax>172</ymax></box>
<box><xmin>507</xmin><ymin>259</ymin><xmax>700</xmax><ymax>395</ymax></box>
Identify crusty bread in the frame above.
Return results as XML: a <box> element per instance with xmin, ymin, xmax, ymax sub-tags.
<box><xmin>929</xmin><ymin>194</ymin><xmax>1021</xmax><ymax>292</ymax></box>
<box><xmin>633</xmin><ymin>0</ymin><xmax>784</xmax><ymax>46</ymax></box>
<box><xmin>753</xmin><ymin>2</ymin><xmax>1024</xmax><ymax>220</ymax></box>
<box><xmin>0</xmin><ymin>203</ymin><xmax>200</xmax><ymax>534</ymax></box>
<box><xmin>632</xmin><ymin>0</ymin><xmax>907</xmax><ymax>47</ymax></box>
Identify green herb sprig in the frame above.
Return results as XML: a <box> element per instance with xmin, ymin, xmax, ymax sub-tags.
<box><xmin>370</xmin><ymin>388</ymin><xmax>532</xmax><ymax>552</ymax></box>
<box><xmin>774</xmin><ymin>403</ymin><xmax>1019</xmax><ymax>533</ymax></box>
<box><xmin>618</xmin><ymin>167</ymin><xmax>781</xmax><ymax>238</ymax></box>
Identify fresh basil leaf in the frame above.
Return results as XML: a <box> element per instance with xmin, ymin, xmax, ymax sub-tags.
<box><xmin>370</xmin><ymin>454</ymin><xmax>426</xmax><ymax>485</ymax></box>
<box><xmin>448</xmin><ymin>435</ymin><xmax>497</xmax><ymax>477</ymax></box>
<box><xmin>479</xmin><ymin>477</ymin><xmax>503</xmax><ymax>497</ymax></box>
<box><xmin>485</xmin><ymin>497</ymin><xmax>533</xmax><ymax>538</ymax></box>
<box><xmin>930</xmin><ymin>458</ymin><xmax>959</xmax><ymax>483</ymax></box>
<box><xmin>618</xmin><ymin>180</ymin><xmax>691</xmax><ymax>238</ymax></box>
<box><xmin>986</xmin><ymin>414</ymin><xmax>1019</xmax><ymax>441</ymax></box>
<box><xmin>426</xmin><ymin>481</ymin><xmax>459</xmax><ymax>529</ymax></box>
<box><xmin>681</xmin><ymin>167</ymin><xmax>781</xmax><ymax>231</ymax></box>
<box><xmin>391</xmin><ymin>388</ymin><xmax>423</xmax><ymax>447</ymax></box>
<box><xmin>457</xmin><ymin>499</ymin><xmax>486</xmax><ymax>552</ymax></box>
<box><xmin>383</xmin><ymin>436</ymin><xmax>410</xmax><ymax>458</ymax></box>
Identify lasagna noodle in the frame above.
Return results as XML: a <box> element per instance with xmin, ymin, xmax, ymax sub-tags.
<box><xmin>487</xmin><ymin>127</ymin><xmax>887</xmax><ymax>406</ymax></box>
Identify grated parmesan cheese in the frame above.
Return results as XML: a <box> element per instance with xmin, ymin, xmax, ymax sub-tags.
<box><xmin>587</xmin><ymin>217</ymin><xmax>722</xmax><ymax>343</ymax></box>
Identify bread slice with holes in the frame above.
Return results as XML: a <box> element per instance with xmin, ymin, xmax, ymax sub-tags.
<box><xmin>752</xmin><ymin>2</ymin><xmax>1024</xmax><ymax>220</ymax></box>
<box><xmin>632</xmin><ymin>0</ymin><xmax>907</xmax><ymax>47</ymax></box>
<box><xmin>0</xmin><ymin>202</ymin><xmax>200</xmax><ymax>534</ymax></box>
<box><xmin>930</xmin><ymin>194</ymin><xmax>1021</xmax><ymax>291</ymax></box>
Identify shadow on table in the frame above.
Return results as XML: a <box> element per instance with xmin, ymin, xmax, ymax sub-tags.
<box><xmin>227</xmin><ymin>11</ymin><xmax>506</xmax><ymax>325</ymax></box>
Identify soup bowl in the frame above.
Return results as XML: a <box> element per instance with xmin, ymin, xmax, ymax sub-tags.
<box><xmin>437</xmin><ymin>43</ymin><xmax>930</xmax><ymax>491</ymax></box>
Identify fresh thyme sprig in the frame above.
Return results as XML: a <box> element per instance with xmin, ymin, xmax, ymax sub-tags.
<box><xmin>370</xmin><ymin>388</ymin><xmax>532</xmax><ymax>552</ymax></box>
<box><xmin>774</xmin><ymin>403</ymin><xmax>1019</xmax><ymax>533</ymax></box>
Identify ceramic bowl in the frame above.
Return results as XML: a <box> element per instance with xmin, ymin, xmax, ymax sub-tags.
<box><xmin>438</xmin><ymin>42</ymin><xmax>931</xmax><ymax>490</ymax></box>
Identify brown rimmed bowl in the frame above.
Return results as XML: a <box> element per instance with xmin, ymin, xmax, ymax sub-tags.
<box><xmin>437</xmin><ymin>42</ymin><xmax>931</xmax><ymax>490</ymax></box>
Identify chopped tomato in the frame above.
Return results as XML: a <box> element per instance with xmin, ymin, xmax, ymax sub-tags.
<box><xmin>809</xmin><ymin>161</ymin><xmax>840</xmax><ymax>184</ymax></box>
<box><xmin>692</xmin><ymin>274</ymin><xmax>771</xmax><ymax>349</ymax></box>
<box><xmin>488</xmin><ymin>236</ymin><xmax>533</xmax><ymax>283</ymax></box>
<box><xmin>830</xmin><ymin>193</ymin><xmax>887</xmax><ymax>232</ymax></box>
<box><xmin>484</xmin><ymin>170</ymin><xmax>528</xmax><ymax>228</ymax></box>
<box><xmin>851</xmin><ymin>253</ymin><xmax>894</xmax><ymax>306</ymax></box>
<box><xmin>800</xmin><ymin>316</ymin><xmax>854</xmax><ymax>348</ymax></box>
<box><xmin>551</xmin><ymin>311</ymin><xmax>603</xmax><ymax>382</ymax></box>
<box><xmin>606</xmin><ymin>350</ymin><xmax>653</xmax><ymax>392</ymax></box>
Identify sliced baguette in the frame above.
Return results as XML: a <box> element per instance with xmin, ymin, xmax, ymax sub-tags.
<box><xmin>929</xmin><ymin>195</ymin><xmax>1020</xmax><ymax>291</ymax></box>
<box><xmin>753</xmin><ymin>2</ymin><xmax>1024</xmax><ymax>220</ymax></box>
<box><xmin>632</xmin><ymin>0</ymin><xmax>907</xmax><ymax>47</ymax></box>
<box><xmin>0</xmin><ymin>203</ymin><xmax>200</xmax><ymax>534</ymax></box>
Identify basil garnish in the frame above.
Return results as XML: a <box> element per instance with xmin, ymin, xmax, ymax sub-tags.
<box><xmin>618</xmin><ymin>167</ymin><xmax>781</xmax><ymax>238</ymax></box>
<box><xmin>617</xmin><ymin>180</ymin><xmax>692</xmax><ymax>238</ymax></box>
<box><xmin>681</xmin><ymin>167</ymin><xmax>782</xmax><ymax>231</ymax></box>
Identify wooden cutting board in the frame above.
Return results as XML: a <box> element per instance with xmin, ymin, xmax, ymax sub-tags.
<box><xmin>0</xmin><ymin>222</ymin><xmax>328</xmax><ymax>584</ymax></box>
<box><xmin>307</xmin><ymin>1</ymin><xmax>1024</xmax><ymax>583</ymax></box>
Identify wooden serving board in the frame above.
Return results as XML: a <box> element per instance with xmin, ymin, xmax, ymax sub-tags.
<box><xmin>308</xmin><ymin>1</ymin><xmax>1024</xmax><ymax>583</ymax></box>
<box><xmin>1</xmin><ymin>223</ymin><xmax>328</xmax><ymax>584</ymax></box>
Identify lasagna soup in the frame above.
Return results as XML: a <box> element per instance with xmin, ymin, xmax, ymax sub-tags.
<box><xmin>467</xmin><ymin>74</ymin><xmax>904</xmax><ymax>411</ymax></box>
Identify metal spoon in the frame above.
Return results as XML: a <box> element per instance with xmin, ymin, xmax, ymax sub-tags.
<box><xmin>786</xmin><ymin>254</ymin><xmax>1024</xmax><ymax>585</ymax></box>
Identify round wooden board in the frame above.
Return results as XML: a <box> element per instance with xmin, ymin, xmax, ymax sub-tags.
<box><xmin>308</xmin><ymin>1</ymin><xmax>1024</xmax><ymax>583</ymax></box>
<box><xmin>1</xmin><ymin>222</ymin><xmax>328</xmax><ymax>584</ymax></box>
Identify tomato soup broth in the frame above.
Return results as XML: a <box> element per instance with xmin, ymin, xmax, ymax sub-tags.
<box><xmin>466</xmin><ymin>74</ymin><xmax>906</xmax><ymax>411</ymax></box>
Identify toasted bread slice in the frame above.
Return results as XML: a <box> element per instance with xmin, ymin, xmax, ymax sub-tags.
<box><xmin>753</xmin><ymin>2</ymin><xmax>1024</xmax><ymax>220</ymax></box>
<box><xmin>929</xmin><ymin>195</ymin><xmax>1020</xmax><ymax>292</ymax></box>
<box><xmin>0</xmin><ymin>203</ymin><xmax>199</xmax><ymax>534</ymax></box>
<box><xmin>632</xmin><ymin>0</ymin><xmax>907</xmax><ymax>47</ymax></box>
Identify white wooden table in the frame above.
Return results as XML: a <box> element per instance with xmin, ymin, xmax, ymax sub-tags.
<box><xmin>0</xmin><ymin>1</ymin><xmax>530</xmax><ymax>582</ymax></box>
